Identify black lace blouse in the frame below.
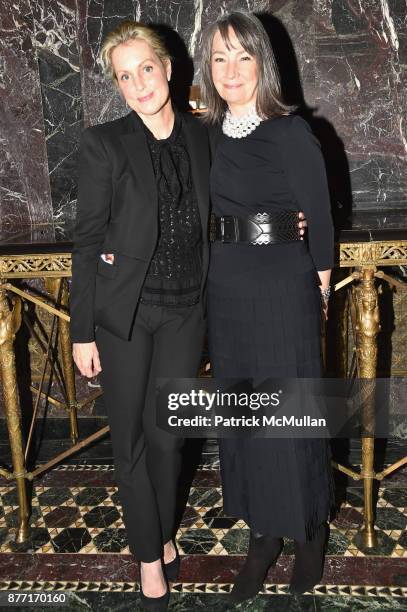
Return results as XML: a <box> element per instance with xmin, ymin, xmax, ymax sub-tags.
<box><xmin>136</xmin><ymin>110</ymin><xmax>202</xmax><ymax>307</ymax></box>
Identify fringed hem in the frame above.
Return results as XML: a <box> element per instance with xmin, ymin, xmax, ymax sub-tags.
<box><xmin>303</xmin><ymin>500</ymin><xmax>330</xmax><ymax>542</ymax></box>
<box><xmin>303</xmin><ymin>444</ymin><xmax>336</xmax><ymax>542</ymax></box>
<box><xmin>230</xmin><ymin>497</ymin><xmax>332</xmax><ymax>544</ymax></box>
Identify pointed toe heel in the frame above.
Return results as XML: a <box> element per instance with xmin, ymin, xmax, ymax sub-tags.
<box><xmin>163</xmin><ymin>545</ymin><xmax>180</xmax><ymax>583</ymax></box>
<box><xmin>138</xmin><ymin>562</ymin><xmax>170</xmax><ymax>611</ymax></box>
<box><xmin>139</xmin><ymin>590</ymin><xmax>170</xmax><ymax>611</ymax></box>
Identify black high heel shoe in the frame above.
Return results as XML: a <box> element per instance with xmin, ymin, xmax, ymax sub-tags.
<box><xmin>163</xmin><ymin>541</ymin><xmax>180</xmax><ymax>583</ymax></box>
<box><xmin>289</xmin><ymin>521</ymin><xmax>329</xmax><ymax>594</ymax></box>
<box><xmin>230</xmin><ymin>531</ymin><xmax>284</xmax><ymax>604</ymax></box>
<box><xmin>138</xmin><ymin>562</ymin><xmax>170</xmax><ymax>611</ymax></box>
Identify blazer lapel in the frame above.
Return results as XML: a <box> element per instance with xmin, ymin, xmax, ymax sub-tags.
<box><xmin>182</xmin><ymin>115</ymin><xmax>210</xmax><ymax>237</ymax></box>
<box><xmin>120</xmin><ymin>114</ymin><xmax>157</xmax><ymax>210</ymax></box>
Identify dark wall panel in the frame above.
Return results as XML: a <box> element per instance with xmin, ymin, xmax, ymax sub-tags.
<box><xmin>314</xmin><ymin>0</ymin><xmax>407</xmax><ymax>210</ymax></box>
<box><xmin>0</xmin><ymin>0</ymin><xmax>406</xmax><ymax>229</ymax></box>
<box><xmin>0</xmin><ymin>0</ymin><xmax>54</xmax><ymax>230</ymax></box>
<box><xmin>32</xmin><ymin>0</ymin><xmax>83</xmax><ymax>223</ymax></box>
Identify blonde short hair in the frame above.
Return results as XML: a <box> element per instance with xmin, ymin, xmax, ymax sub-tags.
<box><xmin>100</xmin><ymin>20</ymin><xmax>170</xmax><ymax>82</ymax></box>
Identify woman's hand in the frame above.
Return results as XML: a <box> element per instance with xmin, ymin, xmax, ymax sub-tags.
<box><xmin>73</xmin><ymin>342</ymin><xmax>102</xmax><ymax>378</ymax></box>
<box><xmin>298</xmin><ymin>211</ymin><xmax>307</xmax><ymax>239</ymax></box>
<box><xmin>317</xmin><ymin>270</ymin><xmax>331</xmax><ymax>323</ymax></box>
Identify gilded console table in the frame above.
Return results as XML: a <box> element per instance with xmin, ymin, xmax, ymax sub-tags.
<box><xmin>333</xmin><ymin>219</ymin><xmax>407</xmax><ymax>547</ymax></box>
<box><xmin>0</xmin><ymin>228</ymin><xmax>105</xmax><ymax>543</ymax></box>
<box><xmin>0</xmin><ymin>218</ymin><xmax>406</xmax><ymax>547</ymax></box>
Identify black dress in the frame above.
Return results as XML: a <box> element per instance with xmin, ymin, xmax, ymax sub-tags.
<box><xmin>208</xmin><ymin>115</ymin><xmax>335</xmax><ymax>542</ymax></box>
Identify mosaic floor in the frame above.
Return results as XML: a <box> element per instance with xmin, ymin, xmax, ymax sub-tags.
<box><xmin>0</xmin><ymin>452</ymin><xmax>406</xmax><ymax>611</ymax></box>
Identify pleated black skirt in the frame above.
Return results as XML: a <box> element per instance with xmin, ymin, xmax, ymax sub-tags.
<box><xmin>207</xmin><ymin>264</ymin><xmax>335</xmax><ymax>543</ymax></box>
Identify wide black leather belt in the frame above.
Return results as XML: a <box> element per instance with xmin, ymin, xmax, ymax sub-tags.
<box><xmin>209</xmin><ymin>211</ymin><xmax>301</xmax><ymax>245</ymax></box>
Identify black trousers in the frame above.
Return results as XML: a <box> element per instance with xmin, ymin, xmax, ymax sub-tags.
<box><xmin>95</xmin><ymin>302</ymin><xmax>205</xmax><ymax>562</ymax></box>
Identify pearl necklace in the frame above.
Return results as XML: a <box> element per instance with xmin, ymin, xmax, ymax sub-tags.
<box><xmin>222</xmin><ymin>107</ymin><xmax>262</xmax><ymax>138</ymax></box>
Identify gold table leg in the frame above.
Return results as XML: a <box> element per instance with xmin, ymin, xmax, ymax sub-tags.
<box><xmin>45</xmin><ymin>278</ymin><xmax>78</xmax><ymax>445</ymax></box>
<box><xmin>58</xmin><ymin>280</ymin><xmax>78</xmax><ymax>444</ymax></box>
<box><xmin>0</xmin><ymin>282</ymin><xmax>29</xmax><ymax>542</ymax></box>
<box><xmin>355</xmin><ymin>267</ymin><xmax>380</xmax><ymax>548</ymax></box>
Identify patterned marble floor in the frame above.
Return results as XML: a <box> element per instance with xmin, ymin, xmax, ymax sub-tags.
<box><xmin>0</xmin><ymin>451</ymin><xmax>406</xmax><ymax>611</ymax></box>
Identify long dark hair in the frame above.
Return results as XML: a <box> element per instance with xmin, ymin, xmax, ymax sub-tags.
<box><xmin>200</xmin><ymin>12</ymin><xmax>295</xmax><ymax>124</ymax></box>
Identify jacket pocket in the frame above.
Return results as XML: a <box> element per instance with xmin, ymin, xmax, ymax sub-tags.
<box><xmin>96</xmin><ymin>257</ymin><xmax>118</xmax><ymax>279</ymax></box>
<box><xmin>94</xmin><ymin>256</ymin><xmax>149</xmax><ymax>340</ymax></box>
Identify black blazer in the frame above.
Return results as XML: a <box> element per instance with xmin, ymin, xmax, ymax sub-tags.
<box><xmin>70</xmin><ymin>111</ymin><xmax>211</xmax><ymax>343</ymax></box>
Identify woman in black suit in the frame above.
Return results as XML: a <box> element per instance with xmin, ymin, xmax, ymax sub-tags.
<box><xmin>70</xmin><ymin>21</ymin><xmax>210</xmax><ymax>610</ymax></box>
<box><xmin>200</xmin><ymin>12</ymin><xmax>335</xmax><ymax>602</ymax></box>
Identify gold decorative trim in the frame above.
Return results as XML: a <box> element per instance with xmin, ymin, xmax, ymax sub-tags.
<box><xmin>1</xmin><ymin>240</ymin><xmax>406</xmax><ymax>279</ymax></box>
<box><xmin>339</xmin><ymin>241</ymin><xmax>407</xmax><ymax>267</ymax></box>
<box><xmin>0</xmin><ymin>581</ymin><xmax>406</xmax><ymax>597</ymax></box>
<box><xmin>0</xmin><ymin>254</ymin><xmax>72</xmax><ymax>279</ymax></box>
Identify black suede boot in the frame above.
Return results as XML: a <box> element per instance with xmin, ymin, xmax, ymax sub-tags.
<box><xmin>289</xmin><ymin>521</ymin><xmax>329</xmax><ymax>594</ymax></box>
<box><xmin>230</xmin><ymin>531</ymin><xmax>283</xmax><ymax>604</ymax></box>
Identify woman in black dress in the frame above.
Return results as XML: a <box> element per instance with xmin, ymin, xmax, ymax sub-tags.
<box><xmin>200</xmin><ymin>12</ymin><xmax>335</xmax><ymax>601</ymax></box>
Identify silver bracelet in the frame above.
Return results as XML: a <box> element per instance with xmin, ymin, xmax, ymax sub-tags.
<box><xmin>320</xmin><ymin>286</ymin><xmax>331</xmax><ymax>301</ymax></box>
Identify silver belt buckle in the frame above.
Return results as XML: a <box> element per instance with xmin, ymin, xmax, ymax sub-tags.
<box><xmin>247</xmin><ymin>218</ymin><xmax>263</xmax><ymax>242</ymax></box>
<box><xmin>222</xmin><ymin>217</ymin><xmax>235</xmax><ymax>243</ymax></box>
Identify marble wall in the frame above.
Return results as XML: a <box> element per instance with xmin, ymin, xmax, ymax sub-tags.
<box><xmin>1</xmin><ymin>0</ymin><xmax>406</xmax><ymax>232</ymax></box>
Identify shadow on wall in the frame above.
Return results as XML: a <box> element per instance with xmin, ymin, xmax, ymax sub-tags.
<box><xmin>256</xmin><ymin>12</ymin><xmax>353</xmax><ymax>232</ymax></box>
<box><xmin>152</xmin><ymin>23</ymin><xmax>195</xmax><ymax>112</ymax></box>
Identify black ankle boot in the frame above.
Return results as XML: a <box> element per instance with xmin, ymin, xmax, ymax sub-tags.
<box><xmin>289</xmin><ymin>521</ymin><xmax>329</xmax><ymax>594</ymax></box>
<box><xmin>230</xmin><ymin>531</ymin><xmax>283</xmax><ymax>604</ymax></box>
